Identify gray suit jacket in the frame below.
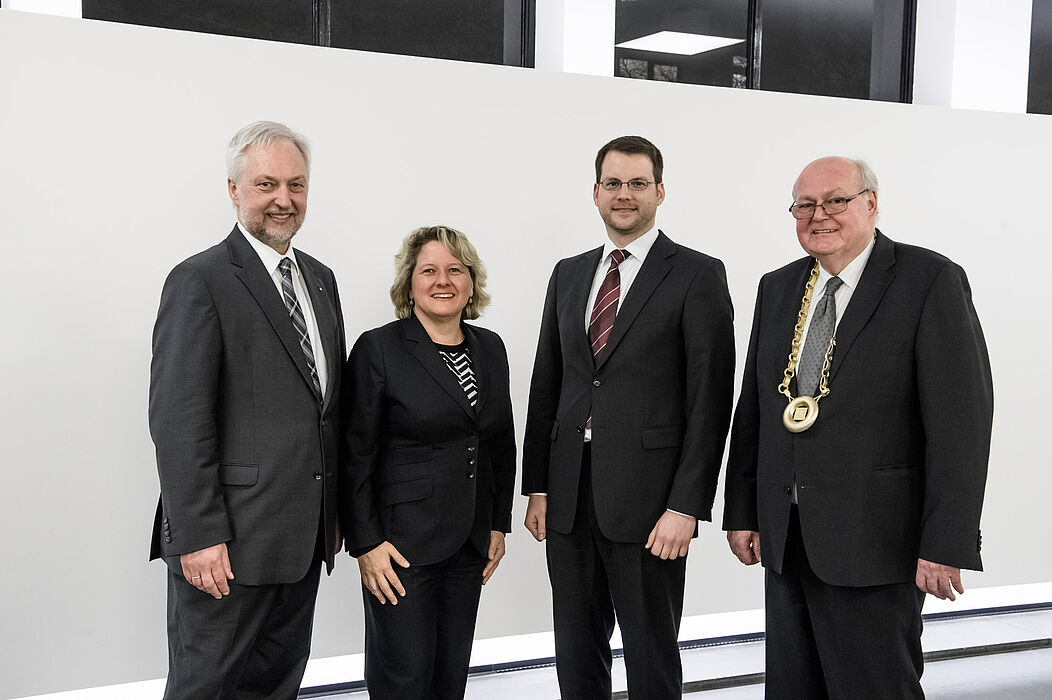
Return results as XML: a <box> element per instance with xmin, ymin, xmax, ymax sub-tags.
<box><xmin>723</xmin><ymin>231</ymin><xmax>992</xmax><ymax>586</ymax></box>
<box><xmin>149</xmin><ymin>225</ymin><xmax>345</xmax><ymax>584</ymax></box>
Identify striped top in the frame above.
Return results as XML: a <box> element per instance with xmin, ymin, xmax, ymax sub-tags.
<box><xmin>437</xmin><ymin>342</ymin><xmax>477</xmax><ymax>408</ymax></box>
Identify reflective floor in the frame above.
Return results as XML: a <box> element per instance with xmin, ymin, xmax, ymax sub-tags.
<box><xmin>325</xmin><ymin>609</ymin><xmax>1052</xmax><ymax>699</ymax></box>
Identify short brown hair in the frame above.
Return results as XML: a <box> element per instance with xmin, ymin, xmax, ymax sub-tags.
<box><xmin>594</xmin><ymin>135</ymin><xmax>664</xmax><ymax>183</ymax></box>
<box><xmin>390</xmin><ymin>225</ymin><xmax>491</xmax><ymax>320</ymax></box>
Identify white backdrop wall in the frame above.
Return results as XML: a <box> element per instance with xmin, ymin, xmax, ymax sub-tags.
<box><xmin>1</xmin><ymin>9</ymin><xmax>1049</xmax><ymax>698</ymax></box>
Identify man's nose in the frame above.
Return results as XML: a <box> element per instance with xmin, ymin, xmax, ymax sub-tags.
<box><xmin>273</xmin><ymin>184</ymin><xmax>293</xmax><ymax>207</ymax></box>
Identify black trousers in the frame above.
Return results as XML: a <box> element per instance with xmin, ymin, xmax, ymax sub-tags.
<box><xmin>363</xmin><ymin>539</ymin><xmax>486</xmax><ymax>699</ymax></box>
<box><xmin>765</xmin><ymin>505</ymin><xmax>925</xmax><ymax>699</ymax></box>
<box><xmin>546</xmin><ymin>446</ymin><xmax>686</xmax><ymax>699</ymax></box>
<box><xmin>163</xmin><ymin>557</ymin><xmax>323</xmax><ymax>700</ymax></box>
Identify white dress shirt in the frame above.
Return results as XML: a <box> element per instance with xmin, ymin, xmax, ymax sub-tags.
<box><xmin>583</xmin><ymin>225</ymin><xmax>661</xmax><ymax>333</ymax></box>
<box><xmin>238</xmin><ymin>224</ymin><xmax>328</xmax><ymax>399</ymax></box>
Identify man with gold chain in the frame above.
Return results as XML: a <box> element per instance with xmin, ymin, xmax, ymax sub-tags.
<box><xmin>722</xmin><ymin>156</ymin><xmax>993</xmax><ymax>698</ymax></box>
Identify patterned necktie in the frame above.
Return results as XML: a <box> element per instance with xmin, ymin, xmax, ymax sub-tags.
<box><xmin>797</xmin><ymin>276</ymin><xmax>844</xmax><ymax>396</ymax></box>
<box><xmin>278</xmin><ymin>258</ymin><xmax>322</xmax><ymax>398</ymax></box>
<box><xmin>588</xmin><ymin>248</ymin><xmax>628</xmax><ymax>361</ymax></box>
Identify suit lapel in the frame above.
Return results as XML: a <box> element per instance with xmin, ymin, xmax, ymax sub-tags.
<box><xmin>595</xmin><ymin>231</ymin><xmax>674</xmax><ymax>370</ymax></box>
<box><xmin>402</xmin><ymin>315</ymin><xmax>477</xmax><ymax>421</ymax></box>
<box><xmin>299</xmin><ymin>256</ymin><xmax>340</xmax><ymax>410</ymax></box>
<box><xmin>829</xmin><ymin>231</ymin><xmax>896</xmax><ymax>381</ymax></box>
<box><xmin>463</xmin><ymin>324</ymin><xmax>489</xmax><ymax>414</ymax></box>
<box><xmin>775</xmin><ymin>259</ymin><xmax>816</xmax><ymax>396</ymax></box>
<box><xmin>227</xmin><ymin>227</ymin><xmax>320</xmax><ymax>399</ymax></box>
<box><xmin>569</xmin><ymin>247</ymin><xmax>604</xmax><ymax>362</ymax></box>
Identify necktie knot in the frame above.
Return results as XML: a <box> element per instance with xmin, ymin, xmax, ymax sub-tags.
<box><xmin>279</xmin><ymin>258</ymin><xmax>293</xmax><ymax>278</ymax></box>
<box><xmin>610</xmin><ymin>248</ymin><xmax>628</xmax><ymax>267</ymax></box>
<box><xmin>824</xmin><ymin>276</ymin><xmax>844</xmax><ymax>298</ymax></box>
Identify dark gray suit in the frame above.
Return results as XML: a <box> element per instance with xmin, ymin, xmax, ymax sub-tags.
<box><xmin>149</xmin><ymin>225</ymin><xmax>345</xmax><ymax>698</ymax></box>
<box><xmin>523</xmin><ymin>231</ymin><xmax>735</xmax><ymax>698</ymax></box>
<box><xmin>723</xmin><ymin>231</ymin><xmax>992</xmax><ymax>698</ymax></box>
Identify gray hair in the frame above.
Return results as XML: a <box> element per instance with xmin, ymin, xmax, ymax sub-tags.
<box><xmin>855</xmin><ymin>159</ymin><xmax>879</xmax><ymax>193</ymax></box>
<box><xmin>226</xmin><ymin>121</ymin><xmax>311</xmax><ymax>183</ymax></box>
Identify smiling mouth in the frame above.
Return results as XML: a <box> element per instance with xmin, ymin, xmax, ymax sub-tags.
<box><xmin>432</xmin><ymin>293</ymin><xmax>454</xmax><ymax>298</ymax></box>
<box><xmin>812</xmin><ymin>228</ymin><xmax>836</xmax><ymax>234</ymax></box>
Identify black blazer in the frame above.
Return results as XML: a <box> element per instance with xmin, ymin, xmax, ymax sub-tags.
<box><xmin>522</xmin><ymin>231</ymin><xmax>735</xmax><ymax>542</ymax></box>
<box><xmin>341</xmin><ymin>315</ymin><xmax>516</xmax><ymax>566</ymax></box>
<box><xmin>723</xmin><ymin>231</ymin><xmax>993</xmax><ymax>587</ymax></box>
<box><xmin>149</xmin><ymin>226</ymin><xmax>345</xmax><ymax>584</ymax></box>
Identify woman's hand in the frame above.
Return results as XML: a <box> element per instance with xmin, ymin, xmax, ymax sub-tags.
<box><xmin>482</xmin><ymin>531</ymin><xmax>506</xmax><ymax>585</ymax></box>
<box><xmin>358</xmin><ymin>541</ymin><xmax>410</xmax><ymax>604</ymax></box>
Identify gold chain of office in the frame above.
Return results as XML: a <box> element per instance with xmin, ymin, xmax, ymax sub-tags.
<box><xmin>777</xmin><ymin>261</ymin><xmax>836</xmax><ymax>433</ymax></box>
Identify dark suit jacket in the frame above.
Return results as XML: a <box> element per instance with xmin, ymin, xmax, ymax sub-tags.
<box><xmin>341</xmin><ymin>315</ymin><xmax>516</xmax><ymax>566</ymax></box>
<box><xmin>723</xmin><ymin>231</ymin><xmax>992</xmax><ymax>587</ymax></box>
<box><xmin>522</xmin><ymin>231</ymin><xmax>735</xmax><ymax>542</ymax></box>
<box><xmin>149</xmin><ymin>225</ymin><xmax>345</xmax><ymax>585</ymax></box>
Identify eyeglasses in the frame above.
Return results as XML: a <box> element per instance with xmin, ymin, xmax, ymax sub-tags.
<box><xmin>789</xmin><ymin>190</ymin><xmax>869</xmax><ymax>219</ymax></box>
<box><xmin>599</xmin><ymin>178</ymin><xmax>656</xmax><ymax>192</ymax></box>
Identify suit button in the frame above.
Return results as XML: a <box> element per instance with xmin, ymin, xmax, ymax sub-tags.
<box><xmin>467</xmin><ymin>444</ymin><xmax>476</xmax><ymax>452</ymax></box>
<box><xmin>165</xmin><ymin>536</ymin><xmax>172</xmax><ymax>543</ymax></box>
<box><xmin>592</xmin><ymin>379</ymin><xmax>601</xmax><ymax>387</ymax></box>
<box><xmin>320</xmin><ymin>419</ymin><xmax>328</xmax><ymax>427</ymax></box>
<box><xmin>467</xmin><ymin>472</ymin><xmax>475</xmax><ymax>479</ymax></box>
<box><xmin>314</xmin><ymin>473</ymin><xmax>322</xmax><ymax>480</ymax></box>
<box><xmin>784</xmin><ymin>485</ymin><xmax>792</xmax><ymax>494</ymax></box>
<box><xmin>468</xmin><ymin>458</ymin><xmax>476</xmax><ymax>466</ymax></box>
<box><xmin>576</xmin><ymin>425</ymin><xmax>584</xmax><ymax>433</ymax></box>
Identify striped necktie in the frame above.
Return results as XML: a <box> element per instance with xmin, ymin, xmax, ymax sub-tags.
<box><xmin>588</xmin><ymin>248</ymin><xmax>628</xmax><ymax>362</ymax></box>
<box><xmin>278</xmin><ymin>258</ymin><xmax>322</xmax><ymax>399</ymax></box>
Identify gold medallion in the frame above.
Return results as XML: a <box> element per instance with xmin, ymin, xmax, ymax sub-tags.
<box><xmin>777</xmin><ymin>262</ymin><xmax>835</xmax><ymax>433</ymax></box>
<box><xmin>783</xmin><ymin>396</ymin><xmax>818</xmax><ymax>433</ymax></box>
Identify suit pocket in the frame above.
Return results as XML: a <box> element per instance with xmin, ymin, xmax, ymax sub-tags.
<box><xmin>872</xmin><ymin>463</ymin><xmax>915</xmax><ymax>472</ymax></box>
<box><xmin>218</xmin><ymin>463</ymin><xmax>259</xmax><ymax>486</ymax></box>
<box><xmin>382</xmin><ymin>475</ymin><xmax>434</xmax><ymax>505</ymax></box>
<box><xmin>389</xmin><ymin>444</ymin><xmax>434</xmax><ymax>465</ymax></box>
<box><xmin>641</xmin><ymin>425</ymin><xmax>683</xmax><ymax>450</ymax></box>
<box><xmin>550</xmin><ymin>420</ymin><xmax>560</xmax><ymax>441</ymax></box>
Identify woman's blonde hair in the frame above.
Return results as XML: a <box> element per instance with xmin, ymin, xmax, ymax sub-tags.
<box><xmin>390</xmin><ymin>225</ymin><xmax>490</xmax><ymax>320</ymax></box>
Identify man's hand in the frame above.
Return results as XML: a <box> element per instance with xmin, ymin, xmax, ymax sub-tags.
<box><xmin>727</xmin><ymin>530</ymin><xmax>762</xmax><ymax>565</ymax></box>
<box><xmin>180</xmin><ymin>543</ymin><xmax>234</xmax><ymax>599</ymax></box>
<box><xmin>916</xmin><ymin>558</ymin><xmax>964</xmax><ymax>600</ymax></box>
<box><xmin>482</xmin><ymin>531</ymin><xmax>506</xmax><ymax>585</ymax></box>
<box><xmin>358</xmin><ymin>541</ymin><xmax>410</xmax><ymax>605</ymax></box>
<box><xmin>645</xmin><ymin>511</ymin><xmax>695</xmax><ymax>560</ymax></box>
<box><xmin>524</xmin><ymin>494</ymin><xmax>547</xmax><ymax>542</ymax></box>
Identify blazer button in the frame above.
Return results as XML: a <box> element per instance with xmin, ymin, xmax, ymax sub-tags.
<box><xmin>467</xmin><ymin>444</ymin><xmax>477</xmax><ymax>452</ymax></box>
<box><xmin>468</xmin><ymin>458</ymin><xmax>476</xmax><ymax>466</ymax></box>
<box><xmin>466</xmin><ymin>472</ymin><xmax>475</xmax><ymax>479</ymax></box>
<box><xmin>784</xmin><ymin>485</ymin><xmax>792</xmax><ymax>494</ymax></box>
<box><xmin>165</xmin><ymin>536</ymin><xmax>172</xmax><ymax>543</ymax></box>
<box><xmin>592</xmin><ymin>379</ymin><xmax>601</xmax><ymax>387</ymax></box>
<box><xmin>314</xmin><ymin>473</ymin><xmax>322</xmax><ymax>480</ymax></box>
<box><xmin>576</xmin><ymin>425</ymin><xmax>584</xmax><ymax>433</ymax></box>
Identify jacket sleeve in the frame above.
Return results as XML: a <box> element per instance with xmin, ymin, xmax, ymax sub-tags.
<box><xmin>521</xmin><ymin>263</ymin><xmax>563</xmax><ymax>495</ymax></box>
<box><xmin>722</xmin><ymin>276</ymin><xmax>765</xmax><ymax>532</ymax></box>
<box><xmin>665</xmin><ymin>257</ymin><xmax>736</xmax><ymax>521</ymax></box>
<box><xmin>488</xmin><ymin>333</ymin><xmax>518</xmax><ymax>533</ymax></box>
<box><xmin>915</xmin><ymin>262</ymin><xmax>992</xmax><ymax>571</ymax></box>
<box><xmin>341</xmin><ymin>331</ymin><xmax>388</xmax><ymax>554</ymax></box>
<box><xmin>149</xmin><ymin>262</ymin><xmax>232</xmax><ymax>555</ymax></box>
